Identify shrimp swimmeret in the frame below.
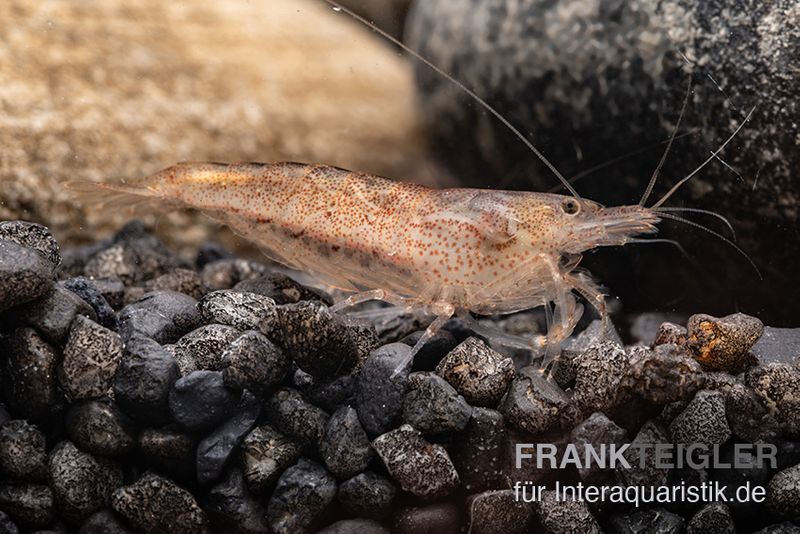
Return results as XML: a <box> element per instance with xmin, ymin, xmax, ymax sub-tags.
<box><xmin>66</xmin><ymin>104</ymin><xmax>755</xmax><ymax>368</ymax></box>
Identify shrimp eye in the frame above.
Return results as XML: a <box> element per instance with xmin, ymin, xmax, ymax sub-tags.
<box><xmin>561</xmin><ymin>198</ymin><xmax>580</xmax><ymax>215</ymax></box>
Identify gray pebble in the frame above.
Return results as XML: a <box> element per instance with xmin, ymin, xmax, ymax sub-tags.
<box><xmin>200</xmin><ymin>258</ymin><xmax>269</xmax><ymax>291</ymax></box>
<box><xmin>318</xmin><ymin>519</ymin><xmax>389</xmax><ymax>534</ymax></box>
<box><xmin>111</xmin><ymin>472</ymin><xmax>209</xmax><ymax>534</ymax></box>
<box><xmin>169</xmin><ymin>371</ymin><xmax>240</xmax><ymax>432</ymax></box>
<box><xmin>669</xmin><ymin>389</ymin><xmax>731</xmax><ymax>446</ymax></box>
<box><xmin>48</xmin><ymin>441</ymin><xmax>122</xmax><ymax>524</ymax></box>
<box><xmin>0</xmin><ymin>221</ymin><xmax>60</xmax><ymax>267</ymax></box>
<box><xmin>502</xmin><ymin>366</ymin><xmax>579</xmax><ymax>435</ymax></box>
<box><xmin>60</xmin><ymin>277</ymin><xmax>117</xmax><ymax>329</ymax></box>
<box><xmin>394</xmin><ymin>502</ymin><xmax>461</xmax><ymax>534</ymax></box>
<box><xmin>0</xmin><ymin>483</ymin><xmax>54</xmax><ymax>528</ymax></box>
<box><xmin>654</xmin><ymin>322</ymin><xmax>689</xmax><ymax>347</ymax></box>
<box><xmin>59</xmin><ymin>316</ymin><xmax>123</xmax><ymax>401</ymax></box>
<box><xmin>199</xmin><ymin>289</ymin><xmax>277</xmax><ymax>331</ymax></box>
<box><xmin>19</xmin><ymin>285</ymin><xmax>96</xmax><ymax>344</ymax></box>
<box><xmin>117</xmin><ymin>291</ymin><xmax>201</xmax><ymax>344</ymax></box>
<box><xmin>172</xmin><ymin>324</ymin><xmax>240</xmax><ymax>372</ymax></box>
<box><xmin>466</xmin><ymin>490</ymin><xmax>535</xmax><ymax>534</ymax></box>
<box><xmin>337</xmin><ymin>471</ymin><xmax>396</xmax><ymax>520</ymax></box>
<box><xmin>751</xmin><ymin>327</ymin><xmax>800</xmax><ymax>365</ymax></box>
<box><xmin>269</xmin><ymin>301</ymin><xmax>361</xmax><ymax>377</ymax></box>
<box><xmin>746</xmin><ymin>363</ymin><xmax>800</xmax><ymax>435</ymax></box>
<box><xmin>233</xmin><ymin>272</ymin><xmax>332</xmax><ymax>305</ymax></box>
<box><xmin>403</xmin><ymin>372</ymin><xmax>472</xmax><ymax>434</ymax></box>
<box><xmin>725</xmin><ymin>382</ymin><xmax>776</xmax><ymax>442</ymax></box>
<box><xmin>766</xmin><ymin>464</ymin><xmax>800</xmax><ymax>520</ymax></box>
<box><xmin>536</xmin><ymin>490</ymin><xmax>601</xmax><ymax>533</ymax></box>
<box><xmin>372</xmin><ymin>424</ymin><xmax>460</xmax><ymax>500</ymax></box>
<box><xmin>687</xmin><ymin>502</ymin><xmax>735</xmax><ymax>534</ymax></box>
<box><xmin>0</xmin><ymin>420</ymin><xmax>48</xmax><ymax>481</ymax></box>
<box><xmin>0</xmin><ymin>239</ymin><xmax>55</xmax><ymax>313</ymax></box>
<box><xmin>205</xmin><ymin>468</ymin><xmax>269</xmax><ymax>534</ymax></box>
<box><xmin>607</xmin><ymin>507</ymin><xmax>686</xmax><ymax>534</ymax></box>
<box><xmin>319</xmin><ymin>406</ymin><xmax>374</xmax><ymax>479</ymax></box>
<box><xmin>196</xmin><ymin>391</ymin><xmax>261</xmax><ymax>484</ymax></box>
<box><xmin>435</xmin><ymin>337</ymin><xmax>514</xmax><ymax>407</ymax></box>
<box><xmin>144</xmin><ymin>268</ymin><xmax>206</xmax><ymax>300</ymax></box>
<box><xmin>221</xmin><ymin>330</ymin><xmax>289</xmax><ymax>394</ymax></box>
<box><xmin>266</xmin><ymin>459</ymin><xmax>336</xmax><ymax>534</ymax></box>
<box><xmin>2</xmin><ymin>328</ymin><xmax>60</xmax><ymax>421</ymax></box>
<box><xmin>616</xmin><ymin>421</ymin><xmax>670</xmax><ymax>488</ymax></box>
<box><xmin>113</xmin><ymin>336</ymin><xmax>180</xmax><ymax>424</ymax></box>
<box><xmin>617</xmin><ymin>344</ymin><xmax>706</xmax><ymax>405</ymax></box>
<box><xmin>137</xmin><ymin>427</ymin><xmax>196</xmax><ymax>480</ymax></box>
<box><xmin>294</xmin><ymin>368</ymin><xmax>360</xmax><ymax>412</ymax></box>
<box><xmin>686</xmin><ymin>312</ymin><xmax>763</xmax><ymax>373</ymax></box>
<box><xmin>356</xmin><ymin>343</ymin><xmax>413</xmax><ymax>436</ymax></box>
<box><xmin>570</xmin><ymin>412</ymin><xmax>627</xmax><ymax>484</ymax></box>
<box><xmin>65</xmin><ymin>400</ymin><xmax>136</xmax><ymax>457</ymax></box>
<box><xmin>265</xmin><ymin>387</ymin><xmax>328</xmax><ymax>445</ymax></box>
<box><xmin>240</xmin><ymin>424</ymin><xmax>301</xmax><ymax>494</ymax></box>
<box><xmin>573</xmin><ymin>340</ymin><xmax>629</xmax><ymax>413</ymax></box>
<box><xmin>450</xmin><ymin>407</ymin><xmax>506</xmax><ymax>492</ymax></box>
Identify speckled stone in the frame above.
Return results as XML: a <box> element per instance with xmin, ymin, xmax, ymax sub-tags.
<box><xmin>337</xmin><ymin>472</ymin><xmax>397</xmax><ymax>520</ymax></box>
<box><xmin>59</xmin><ymin>316</ymin><xmax>123</xmax><ymax>401</ymax></box>
<box><xmin>616</xmin><ymin>421</ymin><xmax>670</xmax><ymax>488</ymax></box>
<box><xmin>356</xmin><ymin>343</ymin><xmax>413</xmax><ymax>436</ymax></box>
<box><xmin>264</xmin><ymin>388</ymin><xmax>329</xmax><ymax>445</ymax></box>
<box><xmin>746</xmin><ymin>363</ymin><xmax>800</xmax><ymax>435</ymax></box>
<box><xmin>0</xmin><ymin>239</ymin><xmax>55</xmax><ymax>313</ymax></box>
<box><xmin>117</xmin><ymin>291</ymin><xmax>202</xmax><ymax>344</ymax></box>
<box><xmin>435</xmin><ymin>337</ymin><xmax>514</xmax><ymax>407</ymax></box>
<box><xmin>199</xmin><ymin>289</ymin><xmax>278</xmax><ymax>331</ymax></box>
<box><xmin>319</xmin><ymin>406</ymin><xmax>374</xmax><ymax>479</ymax></box>
<box><xmin>200</xmin><ymin>259</ymin><xmax>269</xmax><ymax>291</ymax></box>
<box><xmin>318</xmin><ymin>519</ymin><xmax>389</xmax><ymax>534</ymax></box>
<box><xmin>571</xmin><ymin>412</ymin><xmax>627</xmax><ymax>484</ymax></box>
<box><xmin>65</xmin><ymin>400</ymin><xmax>137</xmax><ymax>457</ymax></box>
<box><xmin>466</xmin><ymin>490</ymin><xmax>535</xmax><ymax>534</ymax></box>
<box><xmin>0</xmin><ymin>221</ymin><xmax>61</xmax><ymax>267</ymax></box>
<box><xmin>233</xmin><ymin>272</ymin><xmax>333</xmax><ymax>305</ymax></box>
<box><xmin>449</xmin><ymin>407</ymin><xmax>506</xmax><ymax>492</ymax></box>
<box><xmin>60</xmin><ymin>277</ymin><xmax>118</xmax><ymax>329</ymax></box>
<box><xmin>168</xmin><ymin>371</ymin><xmax>241</xmax><ymax>432</ymax></box>
<box><xmin>266</xmin><ymin>459</ymin><xmax>336</xmax><ymax>534</ymax></box>
<box><xmin>403</xmin><ymin>372</ymin><xmax>472</xmax><ymax>434</ymax></box>
<box><xmin>113</xmin><ymin>336</ymin><xmax>180</xmax><ymax>424</ymax></box>
<box><xmin>616</xmin><ymin>344</ymin><xmax>706</xmax><ymax>405</ymax></box>
<box><xmin>172</xmin><ymin>324</ymin><xmax>240</xmax><ymax>372</ymax></box>
<box><xmin>111</xmin><ymin>473</ymin><xmax>210</xmax><ymax>534</ymax></box>
<box><xmin>205</xmin><ymin>468</ymin><xmax>269</xmax><ymax>534</ymax></box>
<box><xmin>686</xmin><ymin>313</ymin><xmax>763</xmax><ymax>372</ymax></box>
<box><xmin>573</xmin><ymin>340</ymin><xmax>629</xmax><ymax>413</ymax></box>
<box><xmin>144</xmin><ymin>268</ymin><xmax>206</xmax><ymax>300</ymax></box>
<box><xmin>536</xmin><ymin>490</ymin><xmax>601</xmax><ymax>533</ymax></box>
<box><xmin>19</xmin><ymin>285</ymin><xmax>97</xmax><ymax>344</ymax></box>
<box><xmin>669</xmin><ymin>389</ymin><xmax>731</xmax><ymax>446</ymax></box>
<box><xmin>501</xmin><ymin>366</ymin><xmax>579</xmax><ymax>435</ymax></box>
<box><xmin>222</xmin><ymin>331</ymin><xmax>290</xmax><ymax>394</ymax></box>
<box><xmin>393</xmin><ymin>502</ymin><xmax>461</xmax><ymax>534</ymax></box>
<box><xmin>0</xmin><ymin>483</ymin><xmax>54</xmax><ymax>529</ymax></box>
<box><xmin>607</xmin><ymin>507</ymin><xmax>686</xmax><ymax>534</ymax></box>
<box><xmin>766</xmin><ymin>464</ymin><xmax>800</xmax><ymax>520</ymax></box>
<box><xmin>687</xmin><ymin>502</ymin><xmax>735</xmax><ymax>534</ymax></box>
<box><xmin>0</xmin><ymin>420</ymin><xmax>48</xmax><ymax>481</ymax></box>
<box><xmin>2</xmin><ymin>328</ymin><xmax>60</xmax><ymax>421</ymax></box>
<box><xmin>137</xmin><ymin>428</ymin><xmax>196</xmax><ymax>480</ymax></box>
<box><xmin>240</xmin><ymin>424</ymin><xmax>301</xmax><ymax>494</ymax></box>
<box><xmin>372</xmin><ymin>424</ymin><xmax>460</xmax><ymax>500</ymax></box>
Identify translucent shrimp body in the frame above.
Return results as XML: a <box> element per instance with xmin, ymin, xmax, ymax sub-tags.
<box><xmin>74</xmin><ymin>161</ymin><xmax>660</xmax><ymax>358</ymax></box>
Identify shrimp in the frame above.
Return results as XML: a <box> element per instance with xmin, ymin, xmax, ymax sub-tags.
<box><xmin>66</xmin><ymin>1</ymin><xmax>759</xmax><ymax>372</ymax></box>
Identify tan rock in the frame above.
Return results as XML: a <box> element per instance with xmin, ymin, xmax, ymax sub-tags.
<box><xmin>0</xmin><ymin>0</ymin><xmax>425</xmax><ymax>253</ymax></box>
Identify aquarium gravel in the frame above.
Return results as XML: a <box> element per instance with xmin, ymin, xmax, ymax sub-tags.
<box><xmin>0</xmin><ymin>219</ymin><xmax>799</xmax><ymax>533</ymax></box>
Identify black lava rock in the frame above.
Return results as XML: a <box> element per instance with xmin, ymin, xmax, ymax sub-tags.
<box><xmin>144</xmin><ymin>268</ymin><xmax>206</xmax><ymax>300</ymax></box>
<box><xmin>687</xmin><ymin>502</ymin><xmax>735</xmax><ymax>534</ymax></box>
<box><xmin>199</xmin><ymin>290</ymin><xmax>278</xmax><ymax>331</ymax></box>
<box><xmin>318</xmin><ymin>519</ymin><xmax>389</xmax><ymax>534</ymax></box>
<box><xmin>686</xmin><ymin>312</ymin><xmax>763</xmax><ymax>373</ymax></box>
<box><xmin>2</xmin><ymin>328</ymin><xmax>60</xmax><ymax>421</ymax></box>
<box><xmin>65</xmin><ymin>400</ymin><xmax>136</xmax><ymax>457</ymax></box>
<box><xmin>48</xmin><ymin>441</ymin><xmax>122</xmax><ymax>524</ymax></box>
<box><xmin>0</xmin><ymin>483</ymin><xmax>54</xmax><ymax>529</ymax></box>
<box><xmin>200</xmin><ymin>258</ymin><xmax>269</xmax><ymax>291</ymax></box>
<box><xmin>266</xmin><ymin>459</ymin><xmax>337</xmax><ymax>534</ymax></box>
<box><xmin>113</xmin><ymin>336</ymin><xmax>180</xmax><ymax>424</ymax></box>
<box><xmin>746</xmin><ymin>363</ymin><xmax>800</xmax><ymax>435</ymax></box>
<box><xmin>435</xmin><ymin>337</ymin><xmax>514</xmax><ymax>407</ymax></box>
<box><xmin>394</xmin><ymin>502</ymin><xmax>461</xmax><ymax>534</ymax></box>
<box><xmin>221</xmin><ymin>331</ymin><xmax>290</xmax><ymax>395</ymax></box>
<box><xmin>573</xmin><ymin>340</ymin><xmax>630</xmax><ymax>414</ymax></box>
<box><xmin>60</xmin><ymin>277</ymin><xmax>117</xmax><ymax>329</ymax></box>
<box><xmin>137</xmin><ymin>427</ymin><xmax>196</xmax><ymax>480</ymax></box>
<box><xmin>172</xmin><ymin>324</ymin><xmax>240</xmax><ymax>372</ymax></box>
<box><xmin>570</xmin><ymin>412</ymin><xmax>627</xmax><ymax>485</ymax></box>
<box><xmin>19</xmin><ymin>285</ymin><xmax>96</xmax><ymax>344</ymax></box>
<box><xmin>195</xmin><ymin>242</ymin><xmax>234</xmax><ymax>269</ymax></box>
<box><xmin>90</xmin><ymin>278</ymin><xmax>125</xmax><ymax>310</ymax></box>
<box><xmin>117</xmin><ymin>291</ymin><xmax>201</xmax><ymax>344</ymax></box>
<box><xmin>466</xmin><ymin>490</ymin><xmax>535</xmax><ymax>534</ymax></box>
<box><xmin>293</xmin><ymin>369</ymin><xmax>359</xmax><ymax>413</ymax></box>
<box><xmin>0</xmin><ymin>221</ymin><xmax>60</xmax><ymax>267</ymax></box>
<box><xmin>536</xmin><ymin>490</ymin><xmax>601</xmax><ymax>532</ymax></box>
<box><xmin>205</xmin><ymin>468</ymin><xmax>269</xmax><ymax>534</ymax></box>
<box><xmin>372</xmin><ymin>424</ymin><xmax>460</xmax><ymax>500</ymax></box>
<box><xmin>669</xmin><ymin>389</ymin><xmax>731</xmax><ymax>446</ymax></box>
<box><xmin>766</xmin><ymin>464</ymin><xmax>800</xmax><ymax>520</ymax></box>
<box><xmin>401</xmin><ymin>328</ymin><xmax>458</xmax><ymax>371</ymax></box>
<box><xmin>269</xmin><ymin>301</ymin><xmax>361</xmax><ymax>377</ymax></box>
<box><xmin>264</xmin><ymin>388</ymin><xmax>329</xmax><ymax>445</ymax></box>
<box><xmin>337</xmin><ymin>471</ymin><xmax>396</xmax><ymax>520</ymax></box>
<box><xmin>240</xmin><ymin>424</ymin><xmax>301</xmax><ymax>494</ymax></box>
<box><xmin>0</xmin><ymin>420</ymin><xmax>48</xmax><ymax>481</ymax></box>
<box><xmin>502</xmin><ymin>366</ymin><xmax>579</xmax><ymax>435</ymax></box>
<box><xmin>233</xmin><ymin>272</ymin><xmax>332</xmax><ymax>305</ymax></box>
<box><xmin>617</xmin><ymin>345</ymin><xmax>706</xmax><ymax>406</ymax></box>
<box><xmin>111</xmin><ymin>473</ymin><xmax>210</xmax><ymax>533</ymax></box>
<box><xmin>356</xmin><ymin>343</ymin><xmax>413</xmax><ymax>437</ymax></box>
<box><xmin>607</xmin><ymin>507</ymin><xmax>685</xmax><ymax>534</ymax></box>
<box><xmin>450</xmin><ymin>407</ymin><xmax>506</xmax><ymax>492</ymax></box>
<box><xmin>59</xmin><ymin>315</ymin><xmax>123</xmax><ymax>401</ymax></box>
<box><xmin>196</xmin><ymin>392</ymin><xmax>261</xmax><ymax>484</ymax></box>
<box><xmin>0</xmin><ymin>239</ymin><xmax>55</xmax><ymax>313</ymax></box>
<box><xmin>78</xmin><ymin>509</ymin><xmax>132</xmax><ymax>534</ymax></box>
<box><xmin>403</xmin><ymin>372</ymin><xmax>472</xmax><ymax>434</ymax></box>
<box><xmin>169</xmin><ymin>371</ymin><xmax>241</xmax><ymax>433</ymax></box>
<box><xmin>319</xmin><ymin>406</ymin><xmax>374</xmax><ymax>479</ymax></box>
<box><xmin>616</xmin><ymin>421</ymin><xmax>670</xmax><ymax>488</ymax></box>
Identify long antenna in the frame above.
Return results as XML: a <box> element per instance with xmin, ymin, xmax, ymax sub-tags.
<box><xmin>322</xmin><ymin>0</ymin><xmax>582</xmax><ymax>199</ymax></box>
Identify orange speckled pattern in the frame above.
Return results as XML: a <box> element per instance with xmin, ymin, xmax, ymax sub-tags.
<box><xmin>132</xmin><ymin>161</ymin><xmax>660</xmax><ymax>316</ymax></box>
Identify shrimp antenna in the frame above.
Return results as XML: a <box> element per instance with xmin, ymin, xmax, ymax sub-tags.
<box><xmin>651</xmin><ymin>105</ymin><xmax>757</xmax><ymax>209</ymax></box>
<box><xmin>322</xmin><ymin>0</ymin><xmax>582</xmax><ymax>199</ymax></box>
<box><xmin>657</xmin><ymin>211</ymin><xmax>762</xmax><ymax>279</ymax></box>
<box><xmin>639</xmin><ymin>79</ymin><xmax>692</xmax><ymax>206</ymax></box>
<box><xmin>652</xmin><ymin>207</ymin><xmax>736</xmax><ymax>240</ymax></box>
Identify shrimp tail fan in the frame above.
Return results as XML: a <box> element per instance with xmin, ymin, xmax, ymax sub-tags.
<box><xmin>63</xmin><ymin>179</ymin><xmax>171</xmax><ymax>214</ymax></box>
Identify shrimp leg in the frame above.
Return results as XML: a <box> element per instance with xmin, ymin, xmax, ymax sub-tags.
<box><xmin>391</xmin><ymin>302</ymin><xmax>455</xmax><ymax>377</ymax></box>
<box><xmin>330</xmin><ymin>289</ymin><xmax>413</xmax><ymax>312</ymax></box>
<box><xmin>565</xmin><ymin>270</ymin><xmax>610</xmax><ymax>335</ymax></box>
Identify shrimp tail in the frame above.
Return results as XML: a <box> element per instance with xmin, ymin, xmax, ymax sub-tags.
<box><xmin>63</xmin><ymin>179</ymin><xmax>174</xmax><ymax>214</ymax></box>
